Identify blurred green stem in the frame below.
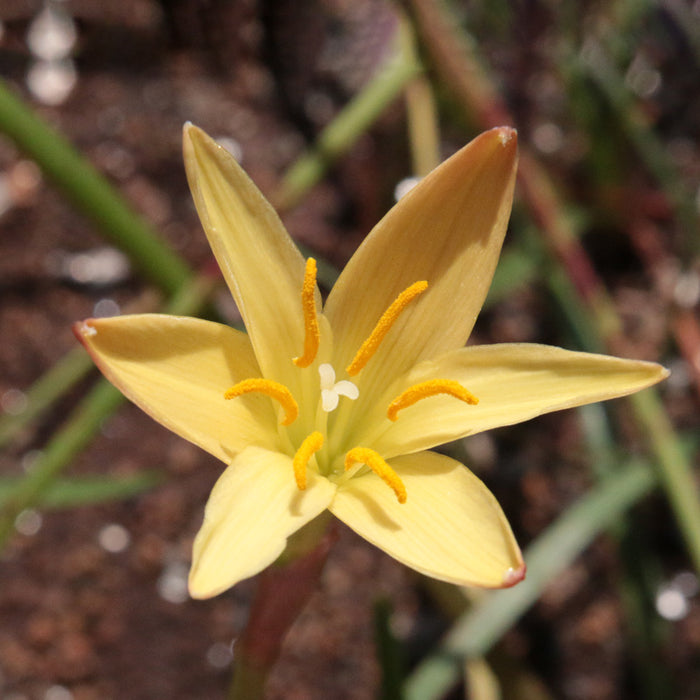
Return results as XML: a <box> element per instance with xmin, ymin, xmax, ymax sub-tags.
<box><xmin>630</xmin><ymin>389</ymin><xmax>700</xmax><ymax>567</ymax></box>
<box><xmin>0</xmin><ymin>78</ymin><xmax>191</xmax><ymax>295</ymax></box>
<box><xmin>273</xmin><ymin>20</ymin><xmax>421</xmax><ymax>210</ymax></box>
<box><xmin>0</xmin><ymin>347</ymin><xmax>92</xmax><ymax>450</ymax></box>
<box><xmin>374</xmin><ymin>599</ymin><xmax>405</xmax><ymax>700</ymax></box>
<box><xmin>0</xmin><ymin>380</ymin><xmax>124</xmax><ymax>547</ymax></box>
<box><xmin>0</xmin><ymin>277</ymin><xmax>213</xmax><ymax>549</ymax></box>
<box><xmin>404</xmin><ymin>458</ymin><xmax>657</xmax><ymax>700</ymax></box>
<box><xmin>580</xmin><ymin>402</ymin><xmax>672</xmax><ymax>699</ymax></box>
<box><xmin>404</xmin><ymin>76</ymin><xmax>440</xmax><ymax>176</ymax></box>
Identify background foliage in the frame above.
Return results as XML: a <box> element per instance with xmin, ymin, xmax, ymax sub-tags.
<box><xmin>0</xmin><ymin>1</ymin><xmax>699</xmax><ymax>698</ymax></box>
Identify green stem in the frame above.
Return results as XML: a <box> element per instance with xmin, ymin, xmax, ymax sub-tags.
<box><xmin>0</xmin><ymin>346</ymin><xmax>92</xmax><ymax>450</ymax></box>
<box><xmin>404</xmin><ymin>76</ymin><xmax>440</xmax><ymax>176</ymax></box>
<box><xmin>0</xmin><ymin>379</ymin><xmax>124</xmax><ymax>547</ymax></box>
<box><xmin>273</xmin><ymin>22</ymin><xmax>422</xmax><ymax>211</ymax></box>
<box><xmin>0</xmin><ymin>78</ymin><xmax>192</xmax><ymax>295</ymax></box>
<box><xmin>374</xmin><ymin>598</ymin><xmax>405</xmax><ymax>700</ymax></box>
<box><xmin>0</xmin><ymin>277</ymin><xmax>214</xmax><ymax>549</ymax></box>
<box><xmin>402</xmin><ymin>13</ymin><xmax>440</xmax><ymax>178</ymax></box>
<box><xmin>404</xmin><ymin>459</ymin><xmax>657</xmax><ymax>700</ymax></box>
<box><xmin>630</xmin><ymin>389</ymin><xmax>700</xmax><ymax>573</ymax></box>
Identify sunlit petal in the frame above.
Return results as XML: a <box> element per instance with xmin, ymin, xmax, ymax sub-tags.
<box><xmin>183</xmin><ymin>124</ymin><xmax>314</xmax><ymax>386</ymax></box>
<box><xmin>330</xmin><ymin>451</ymin><xmax>524</xmax><ymax>588</ymax></box>
<box><xmin>369</xmin><ymin>343</ymin><xmax>669</xmax><ymax>457</ymax></box>
<box><xmin>325</xmin><ymin>128</ymin><xmax>518</xmax><ymax>394</ymax></box>
<box><xmin>189</xmin><ymin>446</ymin><xmax>336</xmax><ymax>598</ymax></box>
<box><xmin>74</xmin><ymin>314</ymin><xmax>279</xmax><ymax>462</ymax></box>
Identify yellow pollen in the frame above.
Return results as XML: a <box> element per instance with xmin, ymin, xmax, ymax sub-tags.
<box><xmin>224</xmin><ymin>378</ymin><xmax>298</xmax><ymax>425</ymax></box>
<box><xmin>292</xmin><ymin>431</ymin><xmax>324</xmax><ymax>490</ymax></box>
<box><xmin>387</xmin><ymin>379</ymin><xmax>479</xmax><ymax>421</ymax></box>
<box><xmin>293</xmin><ymin>258</ymin><xmax>320</xmax><ymax>368</ymax></box>
<box><xmin>346</xmin><ymin>280</ymin><xmax>428</xmax><ymax>376</ymax></box>
<box><xmin>344</xmin><ymin>447</ymin><xmax>407</xmax><ymax>504</ymax></box>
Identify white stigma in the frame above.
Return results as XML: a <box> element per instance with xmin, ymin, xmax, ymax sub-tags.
<box><xmin>319</xmin><ymin>363</ymin><xmax>359</xmax><ymax>412</ymax></box>
<box><xmin>79</xmin><ymin>322</ymin><xmax>97</xmax><ymax>337</ymax></box>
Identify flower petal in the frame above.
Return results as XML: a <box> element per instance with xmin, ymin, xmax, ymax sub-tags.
<box><xmin>189</xmin><ymin>446</ymin><xmax>335</xmax><ymax>598</ymax></box>
<box><xmin>324</xmin><ymin>128</ymin><xmax>518</xmax><ymax>388</ymax></box>
<box><xmin>330</xmin><ymin>451</ymin><xmax>524</xmax><ymax>588</ymax></box>
<box><xmin>183</xmin><ymin>124</ymin><xmax>312</xmax><ymax>385</ymax></box>
<box><xmin>369</xmin><ymin>343</ymin><xmax>669</xmax><ymax>457</ymax></box>
<box><xmin>74</xmin><ymin>314</ymin><xmax>279</xmax><ymax>463</ymax></box>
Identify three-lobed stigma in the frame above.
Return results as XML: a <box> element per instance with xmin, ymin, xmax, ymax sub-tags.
<box><xmin>223</xmin><ymin>258</ymin><xmax>478</xmax><ymax>504</ymax></box>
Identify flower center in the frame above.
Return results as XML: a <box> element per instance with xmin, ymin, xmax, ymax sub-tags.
<box><xmin>223</xmin><ymin>257</ymin><xmax>479</xmax><ymax>504</ymax></box>
<box><xmin>319</xmin><ymin>363</ymin><xmax>359</xmax><ymax>412</ymax></box>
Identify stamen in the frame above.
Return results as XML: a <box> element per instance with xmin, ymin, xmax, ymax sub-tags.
<box><xmin>293</xmin><ymin>258</ymin><xmax>320</xmax><ymax>368</ymax></box>
<box><xmin>224</xmin><ymin>378</ymin><xmax>298</xmax><ymax>425</ymax></box>
<box><xmin>344</xmin><ymin>447</ymin><xmax>407</xmax><ymax>504</ymax></box>
<box><xmin>387</xmin><ymin>379</ymin><xmax>479</xmax><ymax>421</ymax></box>
<box><xmin>293</xmin><ymin>431</ymin><xmax>324</xmax><ymax>490</ymax></box>
<box><xmin>346</xmin><ymin>280</ymin><xmax>428</xmax><ymax>376</ymax></box>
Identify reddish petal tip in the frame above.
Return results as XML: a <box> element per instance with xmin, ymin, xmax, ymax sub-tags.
<box><xmin>72</xmin><ymin>319</ymin><xmax>97</xmax><ymax>344</ymax></box>
<box><xmin>495</xmin><ymin>126</ymin><xmax>517</xmax><ymax>146</ymax></box>
<box><xmin>502</xmin><ymin>561</ymin><xmax>526</xmax><ymax>587</ymax></box>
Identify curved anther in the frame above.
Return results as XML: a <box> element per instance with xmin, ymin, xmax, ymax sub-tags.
<box><xmin>387</xmin><ymin>379</ymin><xmax>478</xmax><ymax>421</ymax></box>
<box><xmin>344</xmin><ymin>447</ymin><xmax>407</xmax><ymax>503</ymax></box>
<box><xmin>346</xmin><ymin>280</ymin><xmax>428</xmax><ymax>376</ymax></box>
<box><xmin>292</xmin><ymin>431</ymin><xmax>324</xmax><ymax>490</ymax></box>
<box><xmin>224</xmin><ymin>378</ymin><xmax>298</xmax><ymax>425</ymax></box>
<box><xmin>293</xmin><ymin>258</ymin><xmax>320</xmax><ymax>368</ymax></box>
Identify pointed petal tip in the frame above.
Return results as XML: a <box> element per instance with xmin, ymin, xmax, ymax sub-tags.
<box><xmin>72</xmin><ymin>319</ymin><xmax>97</xmax><ymax>344</ymax></box>
<box><xmin>493</xmin><ymin>125</ymin><xmax>517</xmax><ymax>144</ymax></box>
<box><xmin>182</xmin><ymin>123</ymin><xmax>222</xmax><ymax>159</ymax></box>
<box><xmin>183</xmin><ymin>122</ymin><xmax>208</xmax><ymax>149</ymax></box>
<box><xmin>502</xmin><ymin>561</ymin><xmax>526</xmax><ymax>588</ymax></box>
<box><xmin>182</xmin><ymin>121</ymin><xmax>195</xmax><ymax>142</ymax></box>
<box><xmin>187</xmin><ymin>574</ymin><xmax>217</xmax><ymax>600</ymax></box>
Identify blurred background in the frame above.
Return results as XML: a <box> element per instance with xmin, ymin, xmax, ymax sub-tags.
<box><xmin>0</xmin><ymin>0</ymin><xmax>699</xmax><ymax>698</ymax></box>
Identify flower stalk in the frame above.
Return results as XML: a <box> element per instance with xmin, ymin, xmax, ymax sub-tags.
<box><xmin>228</xmin><ymin>527</ymin><xmax>337</xmax><ymax>700</ymax></box>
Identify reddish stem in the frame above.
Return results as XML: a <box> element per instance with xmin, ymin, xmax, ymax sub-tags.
<box><xmin>229</xmin><ymin>526</ymin><xmax>338</xmax><ymax>699</ymax></box>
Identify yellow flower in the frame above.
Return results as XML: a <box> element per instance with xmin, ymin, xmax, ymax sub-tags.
<box><xmin>74</xmin><ymin>125</ymin><xmax>668</xmax><ymax>599</ymax></box>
